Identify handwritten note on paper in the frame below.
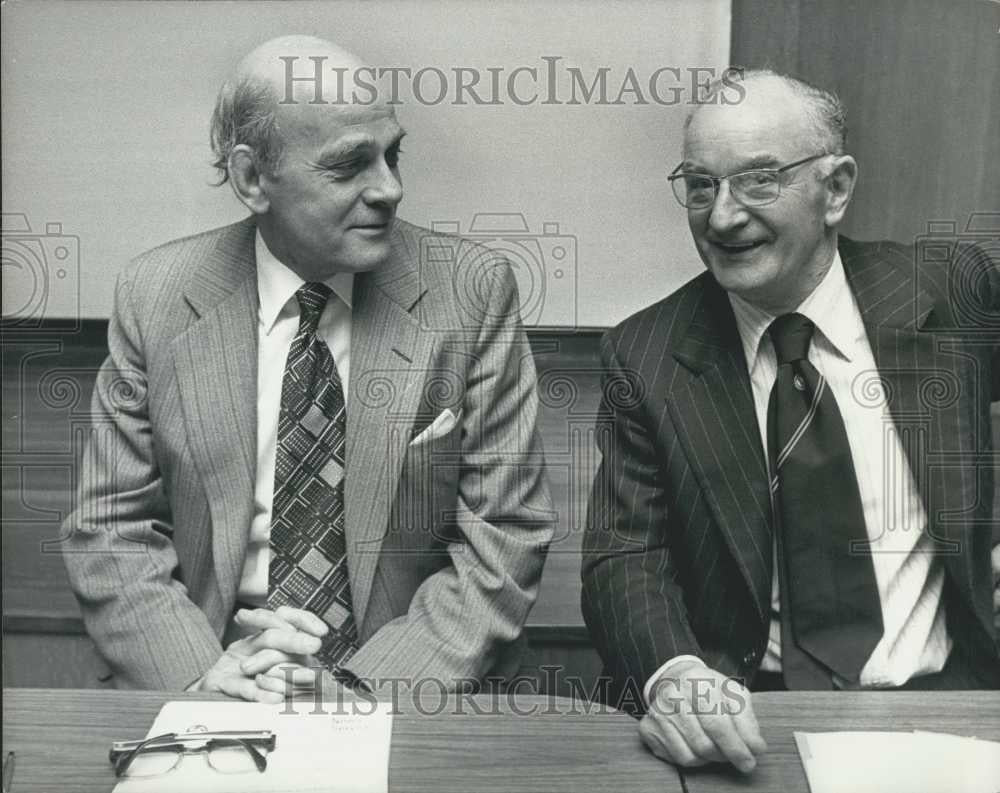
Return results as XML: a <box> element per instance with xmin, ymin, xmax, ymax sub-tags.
<box><xmin>113</xmin><ymin>700</ymin><xmax>393</xmax><ymax>793</ymax></box>
<box><xmin>794</xmin><ymin>730</ymin><xmax>1000</xmax><ymax>793</ymax></box>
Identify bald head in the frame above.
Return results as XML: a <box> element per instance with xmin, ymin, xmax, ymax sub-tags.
<box><xmin>210</xmin><ymin>35</ymin><xmax>392</xmax><ymax>183</ymax></box>
<box><xmin>684</xmin><ymin>70</ymin><xmax>847</xmax><ymax>157</ymax></box>
<box><xmin>234</xmin><ymin>35</ymin><xmax>368</xmax><ymax>105</ymax></box>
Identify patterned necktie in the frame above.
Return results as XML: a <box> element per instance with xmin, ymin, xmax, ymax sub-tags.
<box><xmin>268</xmin><ymin>282</ymin><xmax>358</xmax><ymax>670</ymax></box>
<box><xmin>766</xmin><ymin>312</ymin><xmax>883</xmax><ymax>687</ymax></box>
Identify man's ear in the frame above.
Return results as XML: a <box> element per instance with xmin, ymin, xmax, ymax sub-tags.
<box><xmin>823</xmin><ymin>154</ymin><xmax>857</xmax><ymax>227</ymax></box>
<box><xmin>227</xmin><ymin>145</ymin><xmax>271</xmax><ymax>214</ymax></box>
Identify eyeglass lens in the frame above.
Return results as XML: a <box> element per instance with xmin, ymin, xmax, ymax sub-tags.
<box><xmin>121</xmin><ymin>747</ymin><xmax>183</xmax><ymax>778</ymax></box>
<box><xmin>119</xmin><ymin>743</ymin><xmax>264</xmax><ymax>777</ymax></box>
<box><xmin>674</xmin><ymin>172</ymin><xmax>780</xmax><ymax>208</ymax></box>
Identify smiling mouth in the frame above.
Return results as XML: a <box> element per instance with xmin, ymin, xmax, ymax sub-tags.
<box><xmin>713</xmin><ymin>240</ymin><xmax>767</xmax><ymax>254</ymax></box>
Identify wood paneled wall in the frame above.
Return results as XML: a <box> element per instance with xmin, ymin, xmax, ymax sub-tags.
<box><xmin>731</xmin><ymin>0</ymin><xmax>1000</xmax><ymax>245</ymax></box>
<box><xmin>1</xmin><ymin>326</ymin><xmax>606</xmax><ymax>690</ymax></box>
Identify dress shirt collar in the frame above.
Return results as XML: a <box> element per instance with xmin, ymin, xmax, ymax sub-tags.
<box><xmin>728</xmin><ymin>247</ymin><xmax>862</xmax><ymax>373</ymax></box>
<box><xmin>256</xmin><ymin>230</ymin><xmax>354</xmax><ymax>335</ymax></box>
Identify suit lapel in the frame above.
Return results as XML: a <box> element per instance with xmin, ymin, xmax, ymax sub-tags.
<box><xmin>345</xmin><ymin>223</ymin><xmax>435</xmax><ymax>628</ymax></box>
<box><xmin>841</xmin><ymin>239</ymin><xmax>987</xmax><ymax>633</ymax></box>
<box><xmin>665</xmin><ymin>278</ymin><xmax>773</xmax><ymax>622</ymax></box>
<box><xmin>173</xmin><ymin>219</ymin><xmax>258</xmax><ymax>609</ymax></box>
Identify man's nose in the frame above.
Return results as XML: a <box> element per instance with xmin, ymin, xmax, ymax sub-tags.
<box><xmin>707</xmin><ymin>179</ymin><xmax>749</xmax><ymax>233</ymax></box>
<box><xmin>363</xmin><ymin>161</ymin><xmax>403</xmax><ymax>207</ymax></box>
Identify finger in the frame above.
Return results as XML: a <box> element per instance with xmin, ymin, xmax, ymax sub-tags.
<box><xmin>217</xmin><ymin>674</ymin><xmax>284</xmax><ymax>704</ymax></box>
<box><xmin>235</xmin><ymin>607</ymin><xmax>300</xmax><ymax>631</ymax></box>
<box><xmin>245</xmin><ymin>627</ymin><xmax>322</xmax><ymax>656</ymax></box>
<box><xmin>234</xmin><ymin>608</ymin><xmax>292</xmax><ymax>632</ymax></box>
<box><xmin>672</xmin><ymin>710</ymin><xmax>727</xmax><ymax>765</ymax></box>
<box><xmin>640</xmin><ymin>715</ymin><xmax>704</xmax><ymax>767</ymax></box>
<box><xmin>659</xmin><ymin>684</ymin><xmax>727</xmax><ymax>765</ymax></box>
<box><xmin>240</xmin><ymin>648</ymin><xmax>293</xmax><ymax>676</ymax></box>
<box><xmin>274</xmin><ymin>606</ymin><xmax>329</xmax><ymax>637</ymax></box>
<box><xmin>700</xmin><ymin>712</ymin><xmax>757</xmax><ymax>773</ymax></box>
<box><xmin>637</xmin><ymin>715</ymin><xmax>675</xmax><ymax>763</ymax></box>
<box><xmin>255</xmin><ymin>671</ymin><xmax>297</xmax><ymax>697</ymax></box>
<box><xmin>263</xmin><ymin>664</ymin><xmax>324</xmax><ymax>689</ymax></box>
<box><xmin>728</xmin><ymin>691</ymin><xmax>768</xmax><ymax>757</ymax></box>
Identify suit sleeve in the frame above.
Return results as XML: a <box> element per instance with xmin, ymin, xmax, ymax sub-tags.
<box><xmin>343</xmin><ymin>263</ymin><xmax>554</xmax><ymax>689</ymax></box>
<box><xmin>61</xmin><ymin>270</ymin><xmax>222</xmax><ymax>689</ymax></box>
<box><xmin>581</xmin><ymin>332</ymin><xmax>702</xmax><ymax>709</ymax></box>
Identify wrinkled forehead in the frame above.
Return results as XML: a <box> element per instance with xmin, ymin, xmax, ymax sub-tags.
<box><xmin>683</xmin><ymin>83</ymin><xmax>815</xmax><ymax>166</ymax></box>
<box><xmin>277</xmin><ymin>100</ymin><xmax>403</xmax><ymax>153</ymax></box>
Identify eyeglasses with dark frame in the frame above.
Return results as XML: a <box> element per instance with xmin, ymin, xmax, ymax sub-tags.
<box><xmin>667</xmin><ymin>153</ymin><xmax>830</xmax><ymax>209</ymax></box>
<box><xmin>109</xmin><ymin>728</ymin><xmax>276</xmax><ymax>778</ymax></box>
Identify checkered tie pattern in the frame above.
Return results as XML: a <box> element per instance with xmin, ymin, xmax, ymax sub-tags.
<box><xmin>268</xmin><ymin>282</ymin><xmax>359</xmax><ymax>670</ymax></box>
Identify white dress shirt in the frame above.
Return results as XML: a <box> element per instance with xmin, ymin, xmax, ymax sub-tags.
<box><xmin>236</xmin><ymin>231</ymin><xmax>355</xmax><ymax>606</ymax></box>
<box><xmin>645</xmin><ymin>250</ymin><xmax>951</xmax><ymax>700</ymax></box>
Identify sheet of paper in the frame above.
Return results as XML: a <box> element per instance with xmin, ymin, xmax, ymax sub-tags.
<box><xmin>112</xmin><ymin>699</ymin><xmax>393</xmax><ymax>793</ymax></box>
<box><xmin>794</xmin><ymin>730</ymin><xmax>1000</xmax><ymax>793</ymax></box>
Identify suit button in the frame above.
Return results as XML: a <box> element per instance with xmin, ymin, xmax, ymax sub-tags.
<box><xmin>743</xmin><ymin>650</ymin><xmax>757</xmax><ymax>666</ymax></box>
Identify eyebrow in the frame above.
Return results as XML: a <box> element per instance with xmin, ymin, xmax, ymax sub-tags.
<box><xmin>681</xmin><ymin>154</ymin><xmax>782</xmax><ymax>173</ymax></box>
<box><xmin>317</xmin><ymin>128</ymin><xmax>407</xmax><ymax>166</ymax></box>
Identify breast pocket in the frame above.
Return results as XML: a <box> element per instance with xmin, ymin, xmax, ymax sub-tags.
<box><xmin>390</xmin><ymin>411</ymin><xmax>463</xmax><ymax>550</ymax></box>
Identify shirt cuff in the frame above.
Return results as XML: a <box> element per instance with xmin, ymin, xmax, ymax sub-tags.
<box><xmin>643</xmin><ymin>655</ymin><xmax>707</xmax><ymax>707</ymax></box>
<box><xmin>185</xmin><ymin>676</ymin><xmax>203</xmax><ymax>692</ymax></box>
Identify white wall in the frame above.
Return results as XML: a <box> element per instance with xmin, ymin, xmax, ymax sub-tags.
<box><xmin>1</xmin><ymin>0</ymin><xmax>729</xmax><ymax>327</ymax></box>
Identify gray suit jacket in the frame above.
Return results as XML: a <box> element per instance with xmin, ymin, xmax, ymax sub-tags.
<box><xmin>63</xmin><ymin>217</ymin><xmax>553</xmax><ymax>690</ymax></box>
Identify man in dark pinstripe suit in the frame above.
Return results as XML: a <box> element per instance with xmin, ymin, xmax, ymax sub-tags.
<box><xmin>582</xmin><ymin>71</ymin><xmax>999</xmax><ymax>773</ymax></box>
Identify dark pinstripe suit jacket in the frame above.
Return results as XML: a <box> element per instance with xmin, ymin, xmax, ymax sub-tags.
<box><xmin>63</xmin><ymin>217</ymin><xmax>553</xmax><ymax>690</ymax></box>
<box><xmin>582</xmin><ymin>236</ymin><xmax>1000</xmax><ymax>706</ymax></box>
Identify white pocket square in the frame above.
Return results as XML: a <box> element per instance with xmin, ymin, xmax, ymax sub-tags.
<box><xmin>409</xmin><ymin>408</ymin><xmax>462</xmax><ymax>447</ymax></box>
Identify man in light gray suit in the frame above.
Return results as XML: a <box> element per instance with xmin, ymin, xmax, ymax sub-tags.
<box><xmin>62</xmin><ymin>35</ymin><xmax>552</xmax><ymax>701</ymax></box>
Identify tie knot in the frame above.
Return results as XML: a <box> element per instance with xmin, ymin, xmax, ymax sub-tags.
<box><xmin>768</xmin><ymin>312</ymin><xmax>814</xmax><ymax>365</ymax></box>
<box><xmin>296</xmin><ymin>283</ymin><xmax>332</xmax><ymax>334</ymax></box>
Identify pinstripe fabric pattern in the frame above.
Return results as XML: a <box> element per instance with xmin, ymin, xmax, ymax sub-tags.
<box><xmin>731</xmin><ymin>257</ymin><xmax>951</xmax><ymax>687</ymax></box>
<box><xmin>582</xmin><ymin>236</ymin><xmax>1000</xmax><ymax>710</ymax></box>
<box><xmin>62</xmin><ymin>217</ymin><xmax>553</xmax><ymax>691</ymax></box>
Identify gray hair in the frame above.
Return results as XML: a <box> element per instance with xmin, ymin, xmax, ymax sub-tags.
<box><xmin>687</xmin><ymin>68</ymin><xmax>848</xmax><ymax>154</ymax></box>
<box><xmin>209</xmin><ymin>74</ymin><xmax>283</xmax><ymax>184</ymax></box>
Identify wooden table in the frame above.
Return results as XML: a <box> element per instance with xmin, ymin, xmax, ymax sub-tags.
<box><xmin>682</xmin><ymin>691</ymin><xmax>1000</xmax><ymax>792</ymax></box>
<box><xmin>4</xmin><ymin>690</ymin><xmax>998</xmax><ymax>792</ymax></box>
<box><xmin>1</xmin><ymin>688</ymin><xmax>674</xmax><ymax>792</ymax></box>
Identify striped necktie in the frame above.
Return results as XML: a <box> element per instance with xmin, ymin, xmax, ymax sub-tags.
<box><xmin>267</xmin><ymin>282</ymin><xmax>359</xmax><ymax>670</ymax></box>
<box><xmin>766</xmin><ymin>312</ymin><xmax>883</xmax><ymax>687</ymax></box>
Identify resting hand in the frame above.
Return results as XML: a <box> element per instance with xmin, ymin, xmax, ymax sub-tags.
<box><xmin>638</xmin><ymin>660</ymin><xmax>766</xmax><ymax>774</ymax></box>
<box><xmin>252</xmin><ymin>664</ymin><xmax>349</xmax><ymax>700</ymax></box>
<box><xmin>196</xmin><ymin>606</ymin><xmax>326</xmax><ymax>702</ymax></box>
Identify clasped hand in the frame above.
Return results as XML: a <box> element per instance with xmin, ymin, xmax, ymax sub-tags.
<box><xmin>196</xmin><ymin>606</ymin><xmax>339</xmax><ymax>702</ymax></box>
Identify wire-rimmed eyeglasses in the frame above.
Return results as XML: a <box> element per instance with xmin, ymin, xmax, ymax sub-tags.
<box><xmin>667</xmin><ymin>153</ymin><xmax>829</xmax><ymax>209</ymax></box>
<box><xmin>109</xmin><ymin>727</ymin><xmax>276</xmax><ymax>778</ymax></box>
